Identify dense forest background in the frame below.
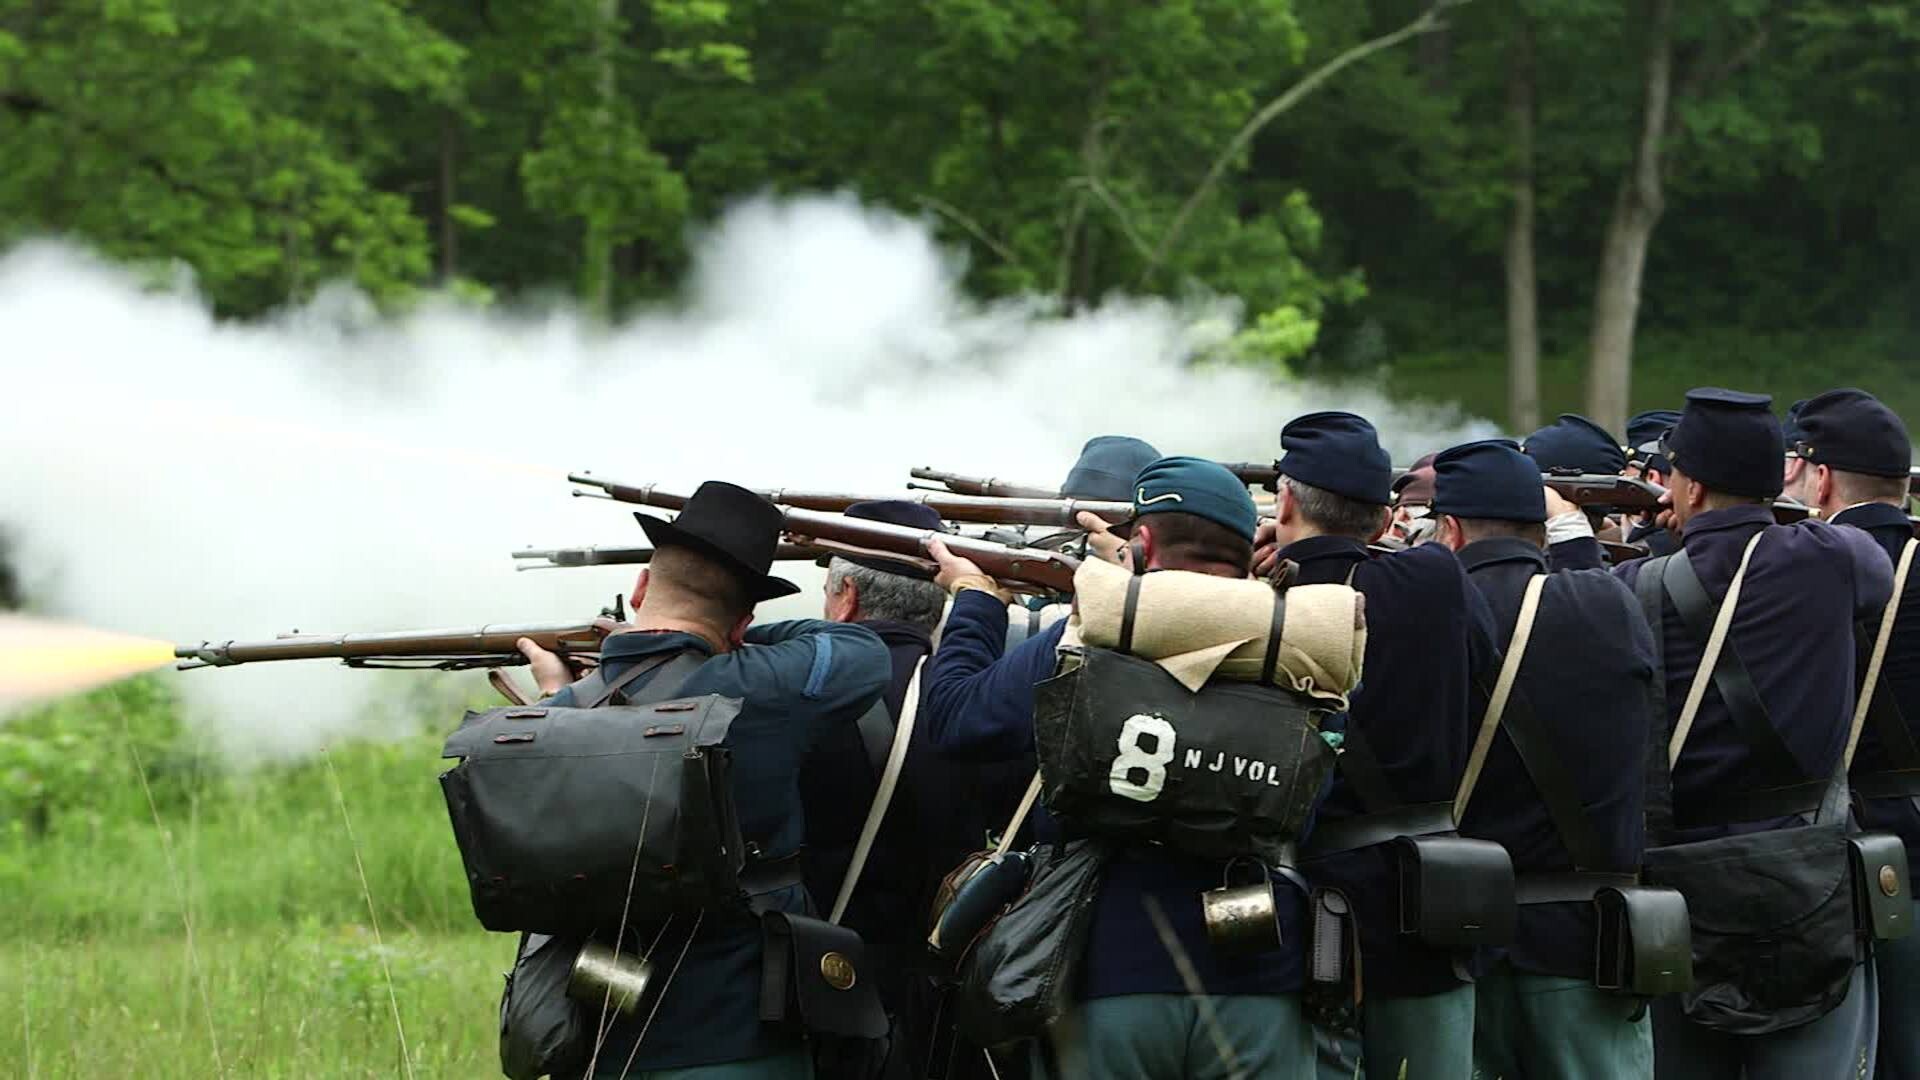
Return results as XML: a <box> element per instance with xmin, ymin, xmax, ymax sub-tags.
<box><xmin>3</xmin><ymin>0</ymin><xmax>1915</xmax><ymax>432</ymax></box>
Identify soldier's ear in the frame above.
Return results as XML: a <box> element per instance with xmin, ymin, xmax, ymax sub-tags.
<box><xmin>632</xmin><ymin>569</ymin><xmax>650</xmax><ymax>611</ymax></box>
<box><xmin>727</xmin><ymin>612</ymin><xmax>752</xmax><ymax>649</ymax></box>
<box><xmin>1366</xmin><ymin>505</ymin><xmax>1391</xmax><ymax>545</ymax></box>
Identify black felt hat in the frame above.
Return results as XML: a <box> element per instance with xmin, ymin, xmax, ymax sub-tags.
<box><xmin>1522</xmin><ymin>414</ymin><xmax>1627</xmax><ymax>475</ymax></box>
<box><xmin>820</xmin><ymin>500</ymin><xmax>946</xmax><ymax>581</ymax></box>
<box><xmin>1432</xmin><ymin>440</ymin><xmax>1547</xmax><ymax>523</ymax></box>
<box><xmin>1793</xmin><ymin>388</ymin><xmax>1913</xmax><ymax>479</ymax></box>
<box><xmin>1277</xmin><ymin>411</ymin><xmax>1394</xmax><ymax>505</ymax></box>
<box><xmin>1626</xmin><ymin>410</ymin><xmax>1683</xmax><ymax>475</ymax></box>
<box><xmin>1060</xmin><ymin>435</ymin><xmax>1162</xmax><ymax>501</ymax></box>
<box><xmin>1665</xmin><ymin>388</ymin><xmax>1784</xmax><ymax>499</ymax></box>
<box><xmin>633</xmin><ymin>481</ymin><xmax>801</xmax><ymax>601</ymax></box>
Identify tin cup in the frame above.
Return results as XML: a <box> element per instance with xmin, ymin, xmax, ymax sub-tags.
<box><xmin>1201</xmin><ymin>858</ymin><xmax>1281</xmax><ymax>954</ymax></box>
<box><xmin>567</xmin><ymin>942</ymin><xmax>655</xmax><ymax>1016</ymax></box>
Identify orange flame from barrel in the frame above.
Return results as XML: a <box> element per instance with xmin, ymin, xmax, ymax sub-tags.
<box><xmin>0</xmin><ymin>614</ymin><xmax>177</xmax><ymax>713</ymax></box>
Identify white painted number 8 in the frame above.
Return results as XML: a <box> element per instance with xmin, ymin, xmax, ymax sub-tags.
<box><xmin>1109</xmin><ymin>714</ymin><xmax>1177</xmax><ymax>803</ymax></box>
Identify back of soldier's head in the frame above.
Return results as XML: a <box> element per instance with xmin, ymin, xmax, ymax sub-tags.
<box><xmin>1274</xmin><ymin>412</ymin><xmax>1392</xmax><ymax>541</ymax></box>
<box><xmin>648</xmin><ymin>545</ymin><xmax>754</xmax><ymax>624</ymax></box>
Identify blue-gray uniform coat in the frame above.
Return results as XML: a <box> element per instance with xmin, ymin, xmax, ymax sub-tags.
<box><xmin>1457</xmin><ymin>537</ymin><xmax>1658</xmax><ymax>978</ymax></box>
<box><xmin>1610</xmin><ymin>507</ymin><xmax>1893</xmax><ymax>841</ymax></box>
<box><xmin>1834</xmin><ymin>502</ymin><xmax>1920</xmax><ymax>858</ymax></box>
<box><xmin>1286</xmin><ymin>536</ymin><xmax>1500</xmax><ymax>998</ymax></box>
<box><xmin>543</xmin><ymin>620</ymin><xmax>891</xmax><ymax>1073</ymax></box>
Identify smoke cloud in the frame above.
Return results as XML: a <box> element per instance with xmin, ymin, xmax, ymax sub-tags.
<box><xmin>0</xmin><ymin>193</ymin><xmax>1491</xmax><ymax>757</ymax></box>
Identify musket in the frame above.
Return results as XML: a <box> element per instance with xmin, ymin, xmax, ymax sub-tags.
<box><xmin>1542</xmin><ymin>473</ymin><xmax>1829</xmax><ymax>526</ymax></box>
<box><xmin>908</xmin><ymin>468</ymin><xmax>1058</xmax><ymax>499</ymax></box>
<box><xmin>569</xmin><ymin>477</ymin><xmax>1081</xmax><ymax>593</ymax></box>
<box><xmin>568</xmin><ymin>473</ymin><xmax>1133</xmax><ymax>529</ymax></box>
<box><xmin>174</xmin><ymin>620</ymin><xmax>610</xmax><ymax>672</ymax></box>
<box><xmin>1220</xmin><ymin>462</ymin><xmax>1281</xmax><ymax>491</ymax></box>
<box><xmin>514</xmin><ymin>542</ymin><xmax>826</xmax><ymax>571</ymax></box>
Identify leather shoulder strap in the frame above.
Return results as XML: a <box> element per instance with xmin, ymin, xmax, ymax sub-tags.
<box><xmin>1636</xmin><ymin>554</ymin><xmax>1676</xmax><ymax>840</ymax></box>
<box><xmin>1117</xmin><ymin>573</ymin><xmax>1144</xmax><ymax>655</ymax></box>
<box><xmin>1259</xmin><ymin>589</ymin><xmax>1289</xmax><ymax>686</ymax></box>
<box><xmin>995</xmin><ymin>773</ymin><xmax>1045</xmax><ymax>858</ymax></box>
<box><xmin>1849</xmin><ymin>537</ymin><xmax>1919</xmax><ymax>769</ymax></box>
<box><xmin>1454</xmin><ymin>574</ymin><xmax>1547</xmax><ymax>821</ymax></box>
<box><xmin>589</xmin><ymin>649</ymin><xmax>706</xmax><ymax>709</ymax></box>
<box><xmin>830</xmin><ymin>658</ymin><xmax>924</xmax><ymax>925</ymax></box>
<box><xmin>1667</xmin><ymin>533</ymin><xmax>1765</xmax><ymax>766</ymax></box>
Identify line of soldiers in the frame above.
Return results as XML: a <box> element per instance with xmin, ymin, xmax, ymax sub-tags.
<box><xmin>510</xmin><ymin>384</ymin><xmax>1918</xmax><ymax>1080</ymax></box>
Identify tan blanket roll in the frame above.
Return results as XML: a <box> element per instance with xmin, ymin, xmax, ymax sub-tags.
<box><xmin>1064</xmin><ymin>557</ymin><xmax>1365</xmax><ymax>705</ymax></box>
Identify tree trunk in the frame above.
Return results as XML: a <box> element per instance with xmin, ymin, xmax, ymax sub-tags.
<box><xmin>438</xmin><ymin>113</ymin><xmax>458</xmax><ymax>283</ymax></box>
<box><xmin>1585</xmin><ymin>0</ymin><xmax>1673</xmax><ymax>435</ymax></box>
<box><xmin>1503</xmin><ymin>10</ymin><xmax>1540</xmax><ymax>433</ymax></box>
<box><xmin>582</xmin><ymin>0</ymin><xmax>618</xmax><ymax>317</ymax></box>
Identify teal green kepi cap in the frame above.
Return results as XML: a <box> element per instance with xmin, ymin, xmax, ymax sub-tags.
<box><xmin>1117</xmin><ymin>456</ymin><xmax>1259</xmax><ymax>543</ymax></box>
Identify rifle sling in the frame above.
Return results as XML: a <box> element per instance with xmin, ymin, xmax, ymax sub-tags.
<box><xmin>1659</xmin><ymin>539</ymin><xmax>1843</xmax><ymax>829</ymax></box>
<box><xmin>1661</xmin><ymin>548</ymin><xmax>1807</xmax><ymax>789</ymax></box>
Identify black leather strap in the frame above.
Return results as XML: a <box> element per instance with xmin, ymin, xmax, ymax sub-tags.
<box><xmin>1662</xmin><ymin>551</ymin><xmax>1805</xmax><ymax>787</ymax></box>
<box><xmin>1497</xmin><ymin>684</ymin><xmax>1614</xmax><ymax>870</ymax></box>
<box><xmin>1330</xmin><ymin>727</ymin><xmax>1403</xmax><ymax>815</ymax></box>
<box><xmin>1673</xmin><ymin>780</ymin><xmax>1833</xmax><ymax>830</ymax></box>
<box><xmin>1305</xmin><ymin>801</ymin><xmax>1454</xmax><ymax>857</ymax></box>
<box><xmin>1259</xmin><ymin>591</ymin><xmax>1288</xmax><ymax>686</ymax></box>
<box><xmin>1117</xmin><ymin>574</ymin><xmax>1144</xmax><ymax>656</ymax></box>
<box><xmin>1852</xmin><ymin>770</ymin><xmax>1920</xmax><ymax>799</ymax></box>
<box><xmin>740</xmin><ymin>852</ymin><xmax>806</xmax><ymax>897</ymax></box>
<box><xmin>853</xmin><ymin>699</ymin><xmax>895</xmax><ymax>780</ymax></box>
<box><xmin>574</xmin><ymin>649</ymin><xmax>704</xmax><ymax>709</ymax></box>
<box><xmin>1466</xmin><ymin>603</ymin><xmax>1613</xmax><ymax>872</ymax></box>
<box><xmin>1636</xmin><ymin>556</ymin><xmax>1676</xmax><ymax>842</ymax></box>
<box><xmin>1514</xmin><ymin>871</ymin><xmax>1639</xmax><ymax>905</ymax></box>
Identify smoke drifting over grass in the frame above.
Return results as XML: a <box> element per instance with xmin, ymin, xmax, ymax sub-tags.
<box><xmin>0</xmin><ymin>194</ymin><xmax>1490</xmax><ymax>757</ymax></box>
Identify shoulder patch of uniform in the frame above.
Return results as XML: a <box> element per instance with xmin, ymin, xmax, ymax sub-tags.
<box><xmin>803</xmin><ymin>633</ymin><xmax>834</xmax><ymax>699</ymax></box>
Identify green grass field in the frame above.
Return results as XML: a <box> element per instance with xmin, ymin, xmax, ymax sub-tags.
<box><xmin>1</xmin><ymin>678</ymin><xmax>511</xmax><ymax>1077</ymax></box>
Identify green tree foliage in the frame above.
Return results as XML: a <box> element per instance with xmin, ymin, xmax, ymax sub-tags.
<box><xmin>0</xmin><ymin>0</ymin><xmax>461</xmax><ymax>311</ymax></box>
<box><xmin>2</xmin><ymin>0</ymin><xmax>1916</xmax><ymax>409</ymax></box>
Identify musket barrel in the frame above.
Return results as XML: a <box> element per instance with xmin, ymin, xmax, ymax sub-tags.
<box><xmin>760</xmin><ymin>489</ymin><xmax>1130</xmax><ymax>527</ymax></box>
<box><xmin>514</xmin><ymin>543</ymin><xmax>826</xmax><ymax>569</ymax></box>
<box><xmin>174</xmin><ymin>621</ymin><xmax>605</xmax><ymax>669</ymax></box>
<box><xmin>578</xmin><ymin>473</ymin><xmax>1130</xmax><ymax>528</ymax></box>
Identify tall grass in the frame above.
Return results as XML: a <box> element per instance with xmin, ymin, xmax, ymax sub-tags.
<box><xmin>1</xmin><ymin>678</ymin><xmax>510</xmax><ymax>1077</ymax></box>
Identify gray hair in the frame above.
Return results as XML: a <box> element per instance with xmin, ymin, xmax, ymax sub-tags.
<box><xmin>1281</xmin><ymin>475</ymin><xmax>1387</xmax><ymax>540</ymax></box>
<box><xmin>826</xmin><ymin>557</ymin><xmax>948</xmax><ymax>632</ymax></box>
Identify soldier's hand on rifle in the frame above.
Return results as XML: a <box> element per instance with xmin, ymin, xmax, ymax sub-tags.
<box><xmin>516</xmin><ymin>637</ymin><xmax>577</xmax><ymax>696</ymax></box>
<box><xmin>1252</xmin><ymin>519</ymin><xmax>1281</xmax><ymax>578</ymax></box>
<box><xmin>1543</xmin><ymin>485</ymin><xmax>1579</xmax><ymax>519</ymax></box>
<box><xmin>926</xmin><ymin>537</ymin><xmax>1015</xmax><ymax>604</ymax></box>
<box><xmin>1075</xmin><ymin>511</ymin><xmax>1129</xmax><ymax>567</ymax></box>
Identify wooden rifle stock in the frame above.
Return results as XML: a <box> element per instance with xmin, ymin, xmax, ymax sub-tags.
<box><xmin>175</xmin><ymin>621</ymin><xmax>609</xmax><ymax>671</ymax></box>
<box><xmin>778</xmin><ymin>504</ymin><xmax>1081</xmax><ymax>593</ymax></box>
